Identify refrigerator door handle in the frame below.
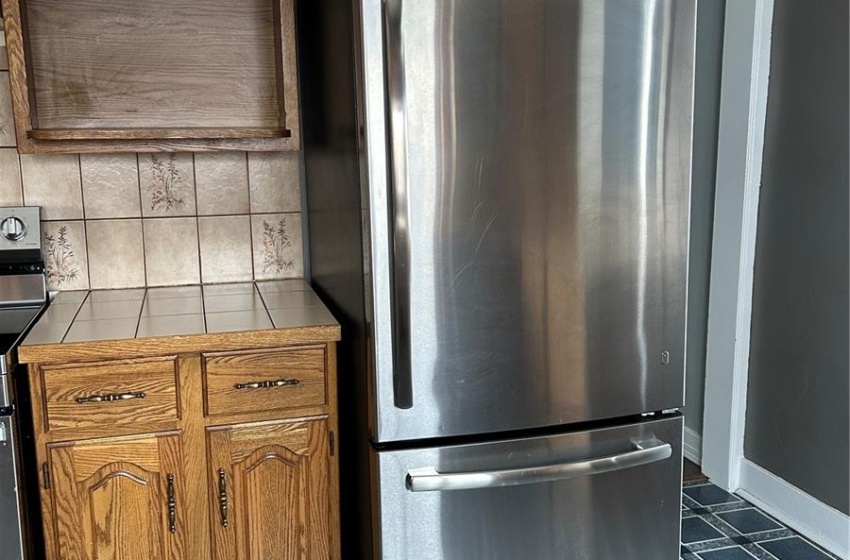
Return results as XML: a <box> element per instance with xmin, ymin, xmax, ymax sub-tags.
<box><xmin>384</xmin><ymin>0</ymin><xmax>414</xmax><ymax>410</ymax></box>
<box><xmin>406</xmin><ymin>439</ymin><xmax>672</xmax><ymax>492</ymax></box>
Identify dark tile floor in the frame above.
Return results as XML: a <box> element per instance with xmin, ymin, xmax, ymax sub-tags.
<box><xmin>680</xmin><ymin>482</ymin><xmax>840</xmax><ymax>560</ymax></box>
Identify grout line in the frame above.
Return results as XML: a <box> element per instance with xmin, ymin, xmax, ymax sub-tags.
<box><xmin>60</xmin><ymin>292</ymin><xmax>91</xmax><ymax>343</ymax></box>
<box><xmin>249</xmin><ymin>210</ymin><xmax>257</xmax><ymax>282</ymax></box>
<box><xmin>133</xmin><ymin>289</ymin><xmax>147</xmax><ymax>339</ymax></box>
<box><xmin>749</xmin><ymin>542</ymin><xmax>782</xmax><ymax>560</ymax></box>
<box><xmin>256</xmin><ymin>281</ymin><xmax>275</xmax><ymax>328</ymax></box>
<box><xmin>195</xmin><ymin>214</ymin><xmax>203</xmax><ymax>285</ymax></box>
<box><xmin>54</xmin><ymin>211</ymin><xmax>288</xmax><ymax>222</ymax></box>
<box><xmin>245</xmin><ymin>152</ymin><xmax>257</xmax><ymax>282</ymax></box>
<box><xmin>140</xmin><ymin>217</ymin><xmax>149</xmax><ymax>288</ymax></box>
<box><xmin>136</xmin><ymin>153</ymin><xmax>145</xmax><ymax>218</ymax></box>
<box><xmin>77</xmin><ymin>154</ymin><xmax>86</xmax><ymax>221</ymax></box>
<box><xmin>76</xmin><ymin>155</ymin><xmax>93</xmax><ymax>291</ymax></box>
<box><xmin>190</xmin><ymin>152</ymin><xmax>199</xmax><ymax>216</ymax></box>
<box><xmin>82</xmin><ymin>220</ymin><xmax>92</xmax><ymax>291</ymax></box>
<box><xmin>40</xmin><ymin>212</ymin><xmax>300</xmax><ymax>221</ymax></box>
<box><xmin>191</xmin><ymin>157</ymin><xmax>204</xmax><ymax>285</ymax></box>
<box><xmin>16</xmin><ymin>151</ymin><xmax>24</xmax><ymax>206</ymax></box>
<box><xmin>136</xmin><ymin>154</ymin><xmax>150</xmax><ymax>289</ymax></box>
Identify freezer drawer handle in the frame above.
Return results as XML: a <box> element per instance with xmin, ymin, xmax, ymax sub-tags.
<box><xmin>405</xmin><ymin>439</ymin><xmax>672</xmax><ymax>492</ymax></box>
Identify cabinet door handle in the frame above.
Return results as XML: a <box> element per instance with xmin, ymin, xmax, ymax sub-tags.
<box><xmin>166</xmin><ymin>474</ymin><xmax>176</xmax><ymax>534</ymax></box>
<box><xmin>75</xmin><ymin>391</ymin><xmax>146</xmax><ymax>404</ymax></box>
<box><xmin>218</xmin><ymin>468</ymin><xmax>229</xmax><ymax>528</ymax></box>
<box><xmin>233</xmin><ymin>378</ymin><xmax>300</xmax><ymax>390</ymax></box>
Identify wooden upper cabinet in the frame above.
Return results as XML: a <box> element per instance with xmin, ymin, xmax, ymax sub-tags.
<box><xmin>43</xmin><ymin>433</ymin><xmax>187</xmax><ymax>560</ymax></box>
<box><xmin>0</xmin><ymin>0</ymin><xmax>300</xmax><ymax>152</ymax></box>
<box><xmin>207</xmin><ymin>418</ymin><xmax>331</xmax><ymax>560</ymax></box>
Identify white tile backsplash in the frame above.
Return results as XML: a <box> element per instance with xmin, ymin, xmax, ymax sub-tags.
<box><xmin>0</xmin><ymin>73</ymin><xmax>15</xmax><ymax>147</ymax></box>
<box><xmin>21</xmin><ymin>154</ymin><xmax>84</xmax><ymax>220</ymax></box>
<box><xmin>0</xmin><ymin>148</ymin><xmax>22</xmax><ymax>206</ymax></box>
<box><xmin>195</xmin><ymin>152</ymin><xmax>249</xmax><ymax>215</ymax></box>
<box><xmin>198</xmin><ymin>215</ymin><xmax>254</xmax><ymax>284</ymax></box>
<box><xmin>0</xmin><ymin>67</ymin><xmax>304</xmax><ymax>287</ymax></box>
<box><xmin>248</xmin><ymin>152</ymin><xmax>301</xmax><ymax>213</ymax></box>
<box><xmin>81</xmin><ymin>154</ymin><xmax>141</xmax><ymax>219</ymax></box>
<box><xmin>143</xmin><ymin>218</ymin><xmax>201</xmax><ymax>287</ymax></box>
<box><xmin>86</xmin><ymin>219</ymin><xmax>146</xmax><ymax>289</ymax></box>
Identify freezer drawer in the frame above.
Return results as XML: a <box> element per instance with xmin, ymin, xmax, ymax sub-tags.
<box><xmin>375</xmin><ymin>415</ymin><xmax>682</xmax><ymax>560</ymax></box>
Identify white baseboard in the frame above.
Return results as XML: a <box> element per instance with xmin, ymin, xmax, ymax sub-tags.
<box><xmin>738</xmin><ymin>458</ymin><xmax>850</xmax><ymax>559</ymax></box>
<box><xmin>683</xmin><ymin>427</ymin><xmax>703</xmax><ymax>465</ymax></box>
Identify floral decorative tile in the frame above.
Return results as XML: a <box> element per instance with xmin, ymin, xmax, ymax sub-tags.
<box><xmin>42</xmin><ymin>221</ymin><xmax>89</xmax><ymax>291</ymax></box>
<box><xmin>139</xmin><ymin>153</ymin><xmax>196</xmax><ymax>217</ymax></box>
<box><xmin>0</xmin><ymin>148</ymin><xmax>23</xmax><ymax>206</ymax></box>
<box><xmin>81</xmin><ymin>154</ymin><xmax>141</xmax><ymax>219</ymax></box>
<box><xmin>250</xmin><ymin>213</ymin><xmax>303</xmax><ymax>280</ymax></box>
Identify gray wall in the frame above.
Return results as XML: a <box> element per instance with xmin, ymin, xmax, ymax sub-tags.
<box><xmin>745</xmin><ymin>0</ymin><xmax>849</xmax><ymax>515</ymax></box>
<box><xmin>682</xmin><ymin>0</ymin><xmax>725</xmax><ymax>438</ymax></box>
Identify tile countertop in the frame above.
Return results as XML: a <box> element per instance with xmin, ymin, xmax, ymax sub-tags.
<box><xmin>18</xmin><ymin>279</ymin><xmax>340</xmax><ymax>364</ymax></box>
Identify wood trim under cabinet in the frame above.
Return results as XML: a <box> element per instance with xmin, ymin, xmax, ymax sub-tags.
<box><xmin>28</xmin><ymin>127</ymin><xmax>292</xmax><ymax>141</ymax></box>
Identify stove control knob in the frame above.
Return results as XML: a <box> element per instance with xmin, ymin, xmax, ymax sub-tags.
<box><xmin>0</xmin><ymin>217</ymin><xmax>27</xmax><ymax>241</ymax></box>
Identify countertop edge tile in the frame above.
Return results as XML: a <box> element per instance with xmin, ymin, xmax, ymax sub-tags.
<box><xmin>19</xmin><ymin>281</ymin><xmax>340</xmax><ymax>364</ymax></box>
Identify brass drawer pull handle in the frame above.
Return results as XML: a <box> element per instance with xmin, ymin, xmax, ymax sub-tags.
<box><xmin>75</xmin><ymin>391</ymin><xmax>146</xmax><ymax>404</ymax></box>
<box><xmin>234</xmin><ymin>379</ymin><xmax>300</xmax><ymax>390</ymax></box>
<box><xmin>218</xmin><ymin>468</ymin><xmax>229</xmax><ymax>528</ymax></box>
<box><xmin>167</xmin><ymin>474</ymin><xmax>177</xmax><ymax>534</ymax></box>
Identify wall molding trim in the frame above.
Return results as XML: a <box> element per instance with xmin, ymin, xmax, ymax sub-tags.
<box><xmin>701</xmin><ymin>0</ymin><xmax>774</xmax><ymax>491</ymax></box>
<box><xmin>738</xmin><ymin>459</ymin><xmax>850</xmax><ymax>559</ymax></box>
<box><xmin>683</xmin><ymin>427</ymin><xmax>703</xmax><ymax>465</ymax></box>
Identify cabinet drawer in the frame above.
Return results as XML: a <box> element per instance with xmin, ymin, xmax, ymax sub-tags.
<box><xmin>202</xmin><ymin>347</ymin><xmax>326</xmax><ymax>417</ymax></box>
<box><xmin>40</xmin><ymin>357</ymin><xmax>179</xmax><ymax>433</ymax></box>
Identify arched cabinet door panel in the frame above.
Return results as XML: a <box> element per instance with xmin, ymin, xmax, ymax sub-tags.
<box><xmin>208</xmin><ymin>417</ymin><xmax>330</xmax><ymax>560</ymax></box>
<box><xmin>44</xmin><ymin>433</ymin><xmax>186</xmax><ymax>560</ymax></box>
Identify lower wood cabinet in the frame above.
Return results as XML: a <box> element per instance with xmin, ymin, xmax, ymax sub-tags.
<box><xmin>208</xmin><ymin>418</ymin><xmax>330</xmax><ymax>560</ymax></box>
<box><xmin>23</xmin><ymin>340</ymin><xmax>339</xmax><ymax>560</ymax></box>
<box><xmin>45</xmin><ymin>433</ymin><xmax>186</xmax><ymax>560</ymax></box>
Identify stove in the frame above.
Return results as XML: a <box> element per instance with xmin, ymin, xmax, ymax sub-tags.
<box><xmin>0</xmin><ymin>207</ymin><xmax>48</xmax><ymax>560</ymax></box>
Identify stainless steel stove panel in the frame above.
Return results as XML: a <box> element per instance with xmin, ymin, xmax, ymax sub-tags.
<box><xmin>0</xmin><ymin>207</ymin><xmax>41</xmax><ymax>252</ymax></box>
<box><xmin>0</xmin><ymin>206</ymin><xmax>45</xmax><ymax>560</ymax></box>
<box><xmin>0</xmin><ymin>276</ymin><xmax>48</xmax><ymax>309</ymax></box>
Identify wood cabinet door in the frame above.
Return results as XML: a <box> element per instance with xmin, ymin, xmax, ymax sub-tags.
<box><xmin>44</xmin><ymin>433</ymin><xmax>186</xmax><ymax>560</ymax></box>
<box><xmin>208</xmin><ymin>418</ymin><xmax>330</xmax><ymax>560</ymax></box>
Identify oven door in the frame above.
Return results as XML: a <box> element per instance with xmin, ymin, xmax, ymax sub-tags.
<box><xmin>0</xmin><ymin>415</ymin><xmax>27</xmax><ymax>560</ymax></box>
<box><xmin>375</xmin><ymin>415</ymin><xmax>683</xmax><ymax>560</ymax></box>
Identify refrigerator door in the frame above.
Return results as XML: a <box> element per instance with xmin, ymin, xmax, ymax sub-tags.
<box><xmin>375</xmin><ymin>415</ymin><xmax>683</xmax><ymax>559</ymax></box>
<box><xmin>361</xmin><ymin>0</ymin><xmax>696</xmax><ymax>442</ymax></box>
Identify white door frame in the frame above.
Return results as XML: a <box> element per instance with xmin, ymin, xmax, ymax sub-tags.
<box><xmin>701</xmin><ymin>0</ymin><xmax>774</xmax><ymax>491</ymax></box>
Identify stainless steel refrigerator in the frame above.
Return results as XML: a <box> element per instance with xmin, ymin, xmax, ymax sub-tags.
<box><xmin>301</xmin><ymin>0</ymin><xmax>696</xmax><ymax>558</ymax></box>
